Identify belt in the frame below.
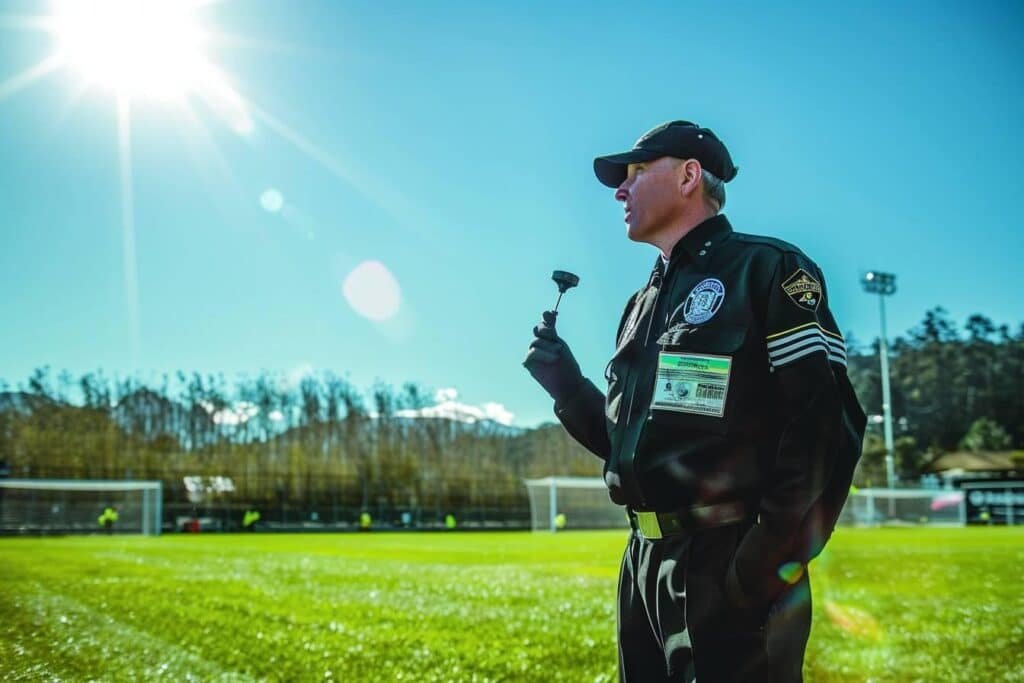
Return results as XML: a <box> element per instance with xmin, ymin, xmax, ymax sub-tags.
<box><xmin>627</xmin><ymin>501</ymin><xmax>751</xmax><ymax>540</ymax></box>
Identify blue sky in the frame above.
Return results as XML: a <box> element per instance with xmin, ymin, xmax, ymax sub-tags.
<box><xmin>1</xmin><ymin>0</ymin><xmax>1021</xmax><ymax>427</ymax></box>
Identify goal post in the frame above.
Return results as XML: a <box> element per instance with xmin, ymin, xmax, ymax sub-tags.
<box><xmin>0</xmin><ymin>479</ymin><xmax>163</xmax><ymax>536</ymax></box>
<box><xmin>838</xmin><ymin>488</ymin><xmax>966</xmax><ymax>526</ymax></box>
<box><xmin>524</xmin><ymin>478</ymin><xmax>970</xmax><ymax>532</ymax></box>
<box><xmin>524</xmin><ymin>476</ymin><xmax>627</xmax><ymax>532</ymax></box>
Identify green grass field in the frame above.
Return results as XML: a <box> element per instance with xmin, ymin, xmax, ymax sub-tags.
<box><xmin>1</xmin><ymin>528</ymin><xmax>1022</xmax><ymax>682</ymax></box>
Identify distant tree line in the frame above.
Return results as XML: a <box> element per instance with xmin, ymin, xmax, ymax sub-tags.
<box><xmin>0</xmin><ymin>308</ymin><xmax>1021</xmax><ymax>522</ymax></box>
<box><xmin>0</xmin><ymin>370</ymin><xmax>598</xmax><ymax>524</ymax></box>
<box><xmin>847</xmin><ymin>308</ymin><xmax>1024</xmax><ymax>486</ymax></box>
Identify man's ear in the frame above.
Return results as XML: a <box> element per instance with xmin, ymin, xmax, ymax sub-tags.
<box><xmin>677</xmin><ymin>159</ymin><xmax>702</xmax><ymax>197</ymax></box>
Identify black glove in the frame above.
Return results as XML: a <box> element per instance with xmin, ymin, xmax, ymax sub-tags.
<box><xmin>523</xmin><ymin>310</ymin><xmax>584</xmax><ymax>404</ymax></box>
<box><xmin>724</xmin><ymin>522</ymin><xmax>797</xmax><ymax>611</ymax></box>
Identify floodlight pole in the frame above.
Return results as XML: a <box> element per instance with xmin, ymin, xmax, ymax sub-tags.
<box><xmin>877</xmin><ymin>288</ymin><xmax>895</xmax><ymax>490</ymax></box>
<box><xmin>862</xmin><ymin>272</ymin><xmax>897</xmax><ymax>493</ymax></box>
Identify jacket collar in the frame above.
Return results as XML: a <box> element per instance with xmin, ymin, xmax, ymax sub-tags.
<box><xmin>649</xmin><ymin>214</ymin><xmax>733</xmax><ymax>281</ymax></box>
<box><xmin>669</xmin><ymin>213</ymin><xmax>732</xmax><ymax>264</ymax></box>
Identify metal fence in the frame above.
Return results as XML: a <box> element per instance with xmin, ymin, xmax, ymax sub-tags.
<box><xmin>6</xmin><ymin>469</ymin><xmax>1020</xmax><ymax>535</ymax></box>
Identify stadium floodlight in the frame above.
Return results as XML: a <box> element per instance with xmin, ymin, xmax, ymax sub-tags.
<box><xmin>0</xmin><ymin>479</ymin><xmax>162</xmax><ymax>536</ymax></box>
<box><xmin>861</xmin><ymin>271</ymin><xmax>898</xmax><ymax>492</ymax></box>
<box><xmin>861</xmin><ymin>271</ymin><xmax>897</xmax><ymax>295</ymax></box>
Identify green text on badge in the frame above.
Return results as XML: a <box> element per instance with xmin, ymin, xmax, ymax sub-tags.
<box><xmin>651</xmin><ymin>352</ymin><xmax>732</xmax><ymax>417</ymax></box>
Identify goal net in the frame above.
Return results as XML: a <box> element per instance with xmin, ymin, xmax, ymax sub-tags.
<box><xmin>524</xmin><ymin>478</ymin><xmax>969</xmax><ymax>531</ymax></box>
<box><xmin>837</xmin><ymin>488</ymin><xmax>965</xmax><ymax>526</ymax></box>
<box><xmin>0</xmin><ymin>479</ymin><xmax>163</xmax><ymax>536</ymax></box>
<box><xmin>524</xmin><ymin>477</ymin><xmax>627</xmax><ymax>532</ymax></box>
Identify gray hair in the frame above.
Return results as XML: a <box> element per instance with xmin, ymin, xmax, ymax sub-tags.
<box><xmin>701</xmin><ymin>169</ymin><xmax>726</xmax><ymax>213</ymax></box>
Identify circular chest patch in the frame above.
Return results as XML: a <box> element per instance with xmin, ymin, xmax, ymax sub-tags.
<box><xmin>683</xmin><ymin>278</ymin><xmax>725</xmax><ymax>324</ymax></box>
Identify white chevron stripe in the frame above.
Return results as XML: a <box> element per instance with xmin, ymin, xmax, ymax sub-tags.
<box><xmin>771</xmin><ymin>343</ymin><xmax>830</xmax><ymax>367</ymax></box>
<box><xmin>769</xmin><ymin>333</ymin><xmax>845</xmax><ymax>357</ymax></box>
<box><xmin>767</xmin><ymin>325</ymin><xmax>846</xmax><ymax>352</ymax></box>
<box><xmin>772</xmin><ymin>321</ymin><xmax>844</xmax><ymax>342</ymax></box>
<box><xmin>771</xmin><ymin>344</ymin><xmax>846</xmax><ymax>362</ymax></box>
<box><xmin>769</xmin><ymin>344</ymin><xmax>850</xmax><ymax>369</ymax></box>
<box><xmin>769</xmin><ymin>332</ymin><xmax>846</xmax><ymax>361</ymax></box>
<box><xmin>766</xmin><ymin>326</ymin><xmax>821</xmax><ymax>349</ymax></box>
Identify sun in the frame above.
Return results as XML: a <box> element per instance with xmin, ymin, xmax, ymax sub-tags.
<box><xmin>0</xmin><ymin>0</ymin><xmax>260</xmax><ymax>365</ymax></box>
<box><xmin>0</xmin><ymin>1</ymin><xmax>409</xmax><ymax>355</ymax></box>
<box><xmin>51</xmin><ymin>0</ymin><xmax>209</xmax><ymax>99</ymax></box>
<box><xmin>42</xmin><ymin>0</ymin><xmax>253</xmax><ymax>133</ymax></box>
<box><xmin>0</xmin><ymin>1</ymin><xmax>252</xmax><ymax>133</ymax></box>
<box><xmin>41</xmin><ymin>0</ymin><xmax>254</xmax><ymax>135</ymax></box>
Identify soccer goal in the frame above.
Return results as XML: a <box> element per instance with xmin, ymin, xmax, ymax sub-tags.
<box><xmin>0</xmin><ymin>479</ymin><xmax>163</xmax><ymax>536</ymax></box>
<box><xmin>524</xmin><ymin>478</ymin><xmax>971</xmax><ymax>531</ymax></box>
<box><xmin>837</xmin><ymin>488</ymin><xmax>965</xmax><ymax>526</ymax></box>
<box><xmin>524</xmin><ymin>476</ymin><xmax>627</xmax><ymax>532</ymax></box>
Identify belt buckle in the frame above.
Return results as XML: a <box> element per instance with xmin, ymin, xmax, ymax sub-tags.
<box><xmin>634</xmin><ymin>511</ymin><xmax>663</xmax><ymax>540</ymax></box>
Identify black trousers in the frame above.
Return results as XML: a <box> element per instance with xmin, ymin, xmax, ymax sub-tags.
<box><xmin>617</xmin><ymin>521</ymin><xmax>812</xmax><ymax>682</ymax></box>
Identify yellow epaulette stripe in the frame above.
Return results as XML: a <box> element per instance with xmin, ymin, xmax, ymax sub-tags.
<box><xmin>766</xmin><ymin>321</ymin><xmax>844</xmax><ymax>342</ymax></box>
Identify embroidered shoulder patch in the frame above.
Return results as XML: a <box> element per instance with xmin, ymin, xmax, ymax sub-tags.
<box><xmin>782</xmin><ymin>269</ymin><xmax>822</xmax><ymax>311</ymax></box>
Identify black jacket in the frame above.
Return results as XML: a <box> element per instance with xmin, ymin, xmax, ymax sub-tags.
<box><xmin>554</xmin><ymin>214</ymin><xmax>866</xmax><ymax>605</ymax></box>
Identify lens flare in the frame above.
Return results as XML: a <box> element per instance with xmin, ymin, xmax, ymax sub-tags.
<box><xmin>260</xmin><ymin>188</ymin><xmax>284</xmax><ymax>213</ymax></box>
<box><xmin>342</xmin><ymin>260</ymin><xmax>401</xmax><ymax>322</ymax></box>
<box><xmin>777</xmin><ymin>561</ymin><xmax>805</xmax><ymax>585</ymax></box>
<box><xmin>824</xmin><ymin>600</ymin><xmax>883</xmax><ymax>641</ymax></box>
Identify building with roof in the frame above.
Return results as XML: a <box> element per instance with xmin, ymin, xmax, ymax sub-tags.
<box><xmin>925</xmin><ymin>450</ymin><xmax>1023</xmax><ymax>485</ymax></box>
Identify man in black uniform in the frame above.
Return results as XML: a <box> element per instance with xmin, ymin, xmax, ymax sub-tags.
<box><xmin>524</xmin><ymin>121</ymin><xmax>866</xmax><ymax>682</ymax></box>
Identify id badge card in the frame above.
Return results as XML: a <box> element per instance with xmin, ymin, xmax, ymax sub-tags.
<box><xmin>651</xmin><ymin>351</ymin><xmax>732</xmax><ymax>417</ymax></box>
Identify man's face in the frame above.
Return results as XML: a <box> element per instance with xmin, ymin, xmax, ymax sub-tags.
<box><xmin>614</xmin><ymin>157</ymin><xmax>685</xmax><ymax>244</ymax></box>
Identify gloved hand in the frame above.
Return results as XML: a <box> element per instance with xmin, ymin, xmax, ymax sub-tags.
<box><xmin>725</xmin><ymin>521</ymin><xmax>797</xmax><ymax>611</ymax></box>
<box><xmin>523</xmin><ymin>310</ymin><xmax>584</xmax><ymax>404</ymax></box>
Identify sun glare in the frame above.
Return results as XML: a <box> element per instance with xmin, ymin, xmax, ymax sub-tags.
<box><xmin>42</xmin><ymin>0</ymin><xmax>254</xmax><ymax>133</ymax></box>
<box><xmin>342</xmin><ymin>261</ymin><xmax>402</xmax><ymax>322</ymax></box>
<box><xmin>0</xmin><ymin>0</ymin><xmax>261</xmax><ymax>365</ymax></box>
<box><xmin>51</xmin><ymin>0</ymin><xmax>207</xmax><ymax>99</ymax></box>
<box><xmin>0</xmin><ymin>0</ymin><xmax>419</xmax><ymax>355</ymax></box>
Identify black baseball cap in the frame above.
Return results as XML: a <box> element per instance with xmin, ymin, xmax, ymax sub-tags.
<box><xmin>593</xmin><ymin>120</ymin><xmax>738</xmax><ymax>188</ymax></box>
